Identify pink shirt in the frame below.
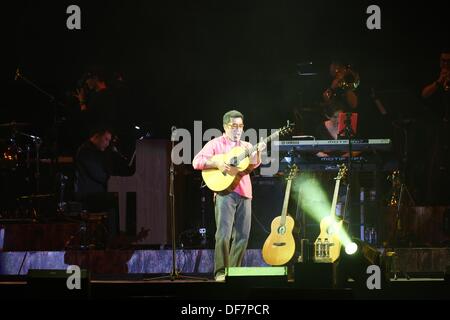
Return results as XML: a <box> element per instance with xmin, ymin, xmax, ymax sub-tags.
<box><xmin>192</xmin><ymin>134</ymin><xmax>260</xmax><ymax>199</ymax></box>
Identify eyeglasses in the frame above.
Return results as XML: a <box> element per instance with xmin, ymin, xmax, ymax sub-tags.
<box><xmin>441</xmin><ymin>59</ymin><xmax>450</xmax><ymax>64</ymax></box>
<box><xmin>227</xmin><ymin>123</ymin><xmax>244</xmax><ymax>129</ymax></box>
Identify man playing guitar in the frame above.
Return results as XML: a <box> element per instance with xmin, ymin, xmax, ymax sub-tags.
<box><xmin>192</xmin><ymin>110</ymin><xmax>265</xmax><ymax>281</ymax></box>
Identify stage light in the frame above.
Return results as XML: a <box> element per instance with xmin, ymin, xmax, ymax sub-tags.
<box><xmin>293</xmin><ymin>175</ymin><xmax>331</xmax><ymax>223</ymax></box>
<box><xmin>337</xmin><ymin>237</ymin><xmax>382</xmax><ymax>288</ymax></box>
<box><xmin>345</xmin><ymin>242</ymin><xmax>358</xmax><ymax>255</ymax></box>
<box><xmin>292</xmin><ymin>175</ymin><xmax>354</xmax><ymax>252</ymax></box>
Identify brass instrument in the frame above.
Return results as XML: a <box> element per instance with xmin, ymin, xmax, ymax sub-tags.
<box><xmin>441</xmin><ymin>66</ymin><xmax>450</xmax><ymax>92</ymax></box>
<box><xmin>337</xmin><ymin>65</ymin><xmax>360</xmax><ymax>91</ymax></box>
<box><xmin>444</xmin><ymin>75</ymin><xmax>450</xmax><ymax>92</ymax></box>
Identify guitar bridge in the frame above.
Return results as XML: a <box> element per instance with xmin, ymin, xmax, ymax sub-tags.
<box><xmin>273</xmin><ymin>242</ymin><xmax>286</xmax><ymax>247</ymax></box>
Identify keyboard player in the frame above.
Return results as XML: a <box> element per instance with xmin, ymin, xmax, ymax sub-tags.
<box><xmin>314</xmin><ymin>104</ymin><xmax>362</xmax><ymax>158</ymax></box>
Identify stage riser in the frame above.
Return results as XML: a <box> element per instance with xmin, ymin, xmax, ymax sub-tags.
<box><xmin>1</xmin><ymin>248</ymin><xmax>449</xmax><ymax>276</ymax></box>
<box><xmin>0</xmin><ymin>249</ymin><xmax>267</xmax><ymax>275</ymax></box>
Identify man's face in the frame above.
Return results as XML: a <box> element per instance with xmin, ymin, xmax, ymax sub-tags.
<box><xmin>330</xmin><ymin>63</ymin><xmax>345</xmax><ymax>78</ymax></box>
<box><xmin>440</xmin><ymin>53</ymin><xmax>450</xmax><ymax>70</ymax></box>
<box><xmin>224</xmin><ymin>117</ymin><xmax>244</xmax><ymax>142</ymax></box>
<box><xmin>93</xmin><ymin>132</ymin><xmax>112</xmax><ymax>151</ymax></box>
<box><xmin>330</xmin><ymin>111</ymin><xmax>341</xmax><ymax>126</ymax></box>
<box><xmin>85</xmin><ymin>76</ymin><xmax>99</xmax><ymax>90</ymax></box>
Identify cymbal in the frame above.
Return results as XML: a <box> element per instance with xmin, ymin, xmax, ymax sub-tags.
<box><xmin>18</xmin><ymin>193</ymin><xmax>55</xmax><ymax>200</ymax></box>
<box><xmin>0</xmin><ymin>121</ymin><xmax>30</xmax><ymax>128</ymax></box>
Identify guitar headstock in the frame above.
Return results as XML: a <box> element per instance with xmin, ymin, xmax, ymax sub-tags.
<box><xmin>277</xmin><ymin>122</ymin><xmax>295</xmax><ymax>137</ymax></box>
<box><xmin>286</xmin><ymin>164</ymin><xmax>299</xmax><ymax>181</ymax></box>
<box><xmin>336</xmin><ymin>164</ymin><xmax>348</xmax><ymax>181</ymax></box>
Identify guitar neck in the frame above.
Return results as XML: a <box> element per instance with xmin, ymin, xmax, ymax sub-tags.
<box><xmin>237</xmin><ymin>130</ymin><xmax>280</xmax><ymax>162</ymax></box>
<box><xmin>329</xmin><ymin>179</ymin><xmax>341</xmax><ymax>219</ymax></box>
<box><xmin>280</xmin><ymin>179</ymin><xmax>292</xmax><ymax>226</ymax></box>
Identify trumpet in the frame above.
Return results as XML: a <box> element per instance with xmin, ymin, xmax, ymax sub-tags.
<box><xmin>444</xmin><ymin>75</ymin><xmax>450</xmax><ymax>92</ymax></box>
<box><xmin>440</xmin><ymin>67</ymin><xmax>450</xmax><ymax>92</ymax></box>
<box><xmin>336</xmin><ymin>66</ymin><xmax>360</xmax><ymax>91</ymax></box>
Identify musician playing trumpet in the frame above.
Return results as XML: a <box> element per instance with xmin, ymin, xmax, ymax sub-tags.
<box><xmin>323</xmin><ymin>61</ymin><xmax>359</xmax><ymax>110</ymax></box>
<box><xmin>420</xmin><ymin>49</ymin><xmax>450</xmax><ymax>205</ymax></box>
<box><xmin>421</xmin><ymin>50</ymin><xmax>450</xmax><ymax>99</ymax></box>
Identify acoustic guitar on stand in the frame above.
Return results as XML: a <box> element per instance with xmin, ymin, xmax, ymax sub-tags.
<box><xmin>202</xmin><ymin>123</ymin><xmax>293</xmax><ymax>192</ymax></box>
<box><xmin>314</xmin><ymin>164</ymin><xmax>347</xmax><ymax>263</ymax></box>
<box><xmin>262</xmin><ymin>164</ymin><xmax>298</xmax><ymax>266</ymax></box>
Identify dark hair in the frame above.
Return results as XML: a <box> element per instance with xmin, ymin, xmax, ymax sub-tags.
<box><xmin>223</xmin><ymin>110</ymin><xmax>244</xmax><ymax>125</ymax></box>
<box><xmin>84</xmin><ymin>65</ymin><xmax>109</xmax><ymax>82</ymax></box>
<box><xmin>89</xmin><ymin>127</ymin><xmax>113</xmax><ymax>138</ymax></box>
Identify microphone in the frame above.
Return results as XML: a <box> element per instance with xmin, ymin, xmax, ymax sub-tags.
<box><xmin>14</xmin><ymin>68</ymin><xmax>21</xmax><ymax>81</ymax></box>
<box><xmin>110</xmin><ymin>144</ymin><xmax>128</xmax><ymax>162</ymax></box>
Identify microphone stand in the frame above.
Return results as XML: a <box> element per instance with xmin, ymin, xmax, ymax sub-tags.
<box><xmin>15</xmin><ymin>69</ymin><xmax>66</xmax><ymax>189</ymax></box>
<box><xmin>340</xmin><ymin>113</ymin><xmax>355</xmax><ymax>234</ymax></box>
<box><xmin>16</xmin><ymin>132</ymin><xmax>42</xmax><ymax>195</ymax></box>
<box><xmin>146</xmin><ymin>127</ymin><xmax>207</xmax><ymax>281</ymax></box>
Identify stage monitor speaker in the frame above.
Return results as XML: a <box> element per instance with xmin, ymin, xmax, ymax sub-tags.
<box><xmin>27</xmin><ymin>269</ymin><xmax>90</xmax><ymax>299</ymax></box>
<box><xmin>294</xmin><ymin>262</ymin><xmax>337</xmax><ymax>288</ymax></box>
<box><xmin>225</xmin><ymin>267</ymin><xmax>288</xmax><ymax>286</ymax></box>
<box><xmin>445</xmin><ymin>266</ymin><xmax>450</xmax><ymax>283</ymax></box>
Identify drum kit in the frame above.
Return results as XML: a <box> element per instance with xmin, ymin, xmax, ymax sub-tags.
<box><xmin>0</xmin><ymin>121</ymin><xmax>54</xmax><ymax>221</ymax></box>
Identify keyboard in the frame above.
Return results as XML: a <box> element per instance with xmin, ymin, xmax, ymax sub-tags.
<box><xmin>273</xmin><ymin>139</ymin><xmax>391</xmax><ymax>153</ymax></box>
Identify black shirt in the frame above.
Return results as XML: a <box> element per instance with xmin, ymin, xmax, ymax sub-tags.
<box><xmin>74</xmin><ymin>141</ymin><xmax>111</xmax><ymax>194</ymax></box>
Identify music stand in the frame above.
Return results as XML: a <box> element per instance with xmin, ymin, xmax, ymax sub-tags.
<box><xmin>145</xmin><ymin>127</ymin><xmax>207</xmax><ymax>281</ymax></box>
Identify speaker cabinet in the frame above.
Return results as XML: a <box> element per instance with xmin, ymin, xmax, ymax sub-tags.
<box><xmin>27</xmin><ymin>269</ymin><xmax>90</xmax><ymax>299</ymax></box>
<box><xmin>294</xmin><ymin>262</ymin><xmax>337</xmax><ymax>288</ymax></box>
<box><xmin>249</xmin><ymin>177</ymin><xmax>285</xmax><ymax>249</ymax></box>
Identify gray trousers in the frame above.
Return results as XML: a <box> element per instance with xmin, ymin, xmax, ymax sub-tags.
<box><xmin>214</xmin><ymin>192</ymin><xmax>251</xmax><ymax>277</ymax></box>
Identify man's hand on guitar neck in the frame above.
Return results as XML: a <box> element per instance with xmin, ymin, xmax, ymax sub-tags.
<box><xmin>250</xmin><ymin>139</ymin><xmax>267</xmax><ymax>164</ymax></box>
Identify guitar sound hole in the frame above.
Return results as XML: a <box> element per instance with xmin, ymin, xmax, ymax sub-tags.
<box><xmin>273</xmin><ymin>242</ymin><xmax>286</xmax><ymax>247</ymax></box>
<box><xmin>229</xmin><ymin>157</ymin><xmax>238</xmax><ymax>166</ymax></box>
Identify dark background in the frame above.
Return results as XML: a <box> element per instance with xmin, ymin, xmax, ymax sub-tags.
<box><xmin>3</xmin><ymin>1</ymin><xmax>448</xmax><ymax>131</ymax></box>
<box><xmin>1</xmin><ymin>1</ymin><xmax>449</xmax><ymax>226</ymax></box>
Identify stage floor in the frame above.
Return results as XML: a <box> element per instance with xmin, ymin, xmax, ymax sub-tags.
<box><xmin>1</xmin><ymin>273</ymin><xmax>449</xmax><ymax>300</ymax></box>
<box><xmin>1</xmin><ymin>224</ymin><xmax>450</xmax><ymax>300</ymax></box>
